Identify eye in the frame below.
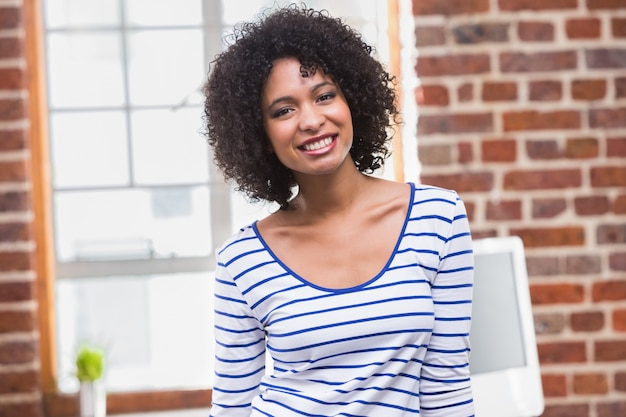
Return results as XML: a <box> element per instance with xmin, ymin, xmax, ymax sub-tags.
<box><xmin>317</xmin><ymin>92</ymin><xmax>336</xmax><ymax>103</ymax></box>
<box><xmin>272</xmin><ymin>107</ymin><xmax>293</xmax><ymax>118</ymax></box>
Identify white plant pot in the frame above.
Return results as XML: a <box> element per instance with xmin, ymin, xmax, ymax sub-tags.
<box><xmin>79</xmin><ymin>381</ymin><xmax>106</xmax><ymax>417</ymax></box>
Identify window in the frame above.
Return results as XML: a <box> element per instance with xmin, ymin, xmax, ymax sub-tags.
<box><xmin>38</xmin><ymin>0</ymin><xmax>399</xmax><ymax>396</ymax></box>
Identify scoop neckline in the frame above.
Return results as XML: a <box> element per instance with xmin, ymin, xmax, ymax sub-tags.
<box><xmin>251</xmin><ymin>182</ymin><xmax>415</xmax><ymax>293</ymax></box>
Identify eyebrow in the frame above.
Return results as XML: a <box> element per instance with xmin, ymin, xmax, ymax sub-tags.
<box><xmin>265</xmin><ymin>81</ymin><xmax>335</xmax><ymax>111</ymax></box>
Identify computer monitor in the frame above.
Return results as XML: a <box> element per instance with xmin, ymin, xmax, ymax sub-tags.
<box><xmin>470</xmin><ymin>236</ymin><xmax>545</xmax><ymax>417</ymax></box>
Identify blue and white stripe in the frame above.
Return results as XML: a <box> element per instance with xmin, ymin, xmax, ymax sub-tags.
<box><xmin>210</xmin><ymin>183</ymin><xmax>474</xmax><ymax>417</ymax></box>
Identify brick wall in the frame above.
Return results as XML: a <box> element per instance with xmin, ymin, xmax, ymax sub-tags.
<box><xmin>0</xmin><ymin>0</ymin><xmax>44</xmax><ymax>416</ymax></box>
<box><xmin>412</xmin><ymin>0</ymin><xmax>626</xmax><ymax>416</ymax></box>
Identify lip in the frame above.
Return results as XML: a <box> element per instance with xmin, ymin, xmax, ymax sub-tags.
<box><xmin>298</xmin><ymin>134</ymin><xmax>337</xmax><ymax>153</ymax></box>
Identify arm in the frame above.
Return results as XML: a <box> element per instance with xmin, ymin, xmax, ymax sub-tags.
<box><xmin>210</xmin><ymin>254</ymin><xmax>266</xmax><ymax>417</ymax></box>
<box><xmin>420</xmin><ymin>195</ymin><xmax>474</xmax><ymax>417</ymax></box>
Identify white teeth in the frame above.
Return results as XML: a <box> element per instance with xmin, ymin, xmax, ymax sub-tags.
<box><xmin>302</xmin><ymin>137</ymin><xmax>333</xmax><ymax>151</ymax></box>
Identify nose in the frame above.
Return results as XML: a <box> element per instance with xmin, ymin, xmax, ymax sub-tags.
<box><xmin>299</xmin><ymin>103</ymin><xmax>324</xmax><ymax>131</ymax></box>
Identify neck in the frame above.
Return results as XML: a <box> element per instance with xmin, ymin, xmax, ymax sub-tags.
<box><xmin>291</xmin><ymin>159</ymin><xmax>370</xmax><ymax>217</ymax></box>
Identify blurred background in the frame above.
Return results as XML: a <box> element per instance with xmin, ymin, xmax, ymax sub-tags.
<box><xmin>0</xmin><ymin>0</ymin><xmax>625</xmax><ymax>416</ymax></box>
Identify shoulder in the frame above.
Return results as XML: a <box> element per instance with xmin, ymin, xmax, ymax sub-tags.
<box><xmin>216</xmin><ymin>223</ymin><xmax>260</xmax><ymax>262</ymax></box>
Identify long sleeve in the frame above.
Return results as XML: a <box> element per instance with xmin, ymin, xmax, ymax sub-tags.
<box><xmin>419</xmin><ymin>194</ymin><xmax>475</xmax><ymax>416</ymax></box>
<box><xmin>210</xmin><ymin>250</ymin><xmax>266</xmax><ymax>417</ymax></box>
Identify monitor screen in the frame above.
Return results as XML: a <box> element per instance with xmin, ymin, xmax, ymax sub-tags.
<box><xmin>469</xmin><ymin>236</ymin><xmax>544</xmax><ymax>417</ymax></box>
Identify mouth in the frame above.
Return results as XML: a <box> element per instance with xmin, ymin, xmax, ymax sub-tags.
<box><xmin>299</xmin><ymin>135</ymin><xmax>336</xmax><ymax>152</ymax></box>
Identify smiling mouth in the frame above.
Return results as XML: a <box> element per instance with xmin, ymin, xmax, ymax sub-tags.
<box><xmin>300</xmin><ymin>136</ymin><xmax>335</xmax><ymax>151</ymax></box>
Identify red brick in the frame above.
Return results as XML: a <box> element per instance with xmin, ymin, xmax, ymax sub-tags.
<box><xmin>518</xmin><ymin>21</ymin><xmax>554</xmax><ymax>41</ymax></box>
<box><xmin>574</xmin><ymin>195</ymin><xmax>609</xmax><ymax>215</ymax></box>
<box><xmin>416</xmin><ymin>54</ymin><xmax>491</xmax><ymax>76</ymax></box>
<box><xmin>0</xmin><ymin>37</ymin><xmax>22</xmax><ymax>59</ymax></box>
<box><xmin>419</xmin><ymin>84</ymin><xmax>449</xmax><ymax>106</ymax></box>
<box><xmin>0</xmin><ymin>129</ymin><xmax>26</xmax><ymax>151</ymax></box>
<box><xmin>512</xmin><ymin>226</ymin><xmax>585</xmax><ymax>247</ymax></box>
<box><xmin>504</xmin><ymin>169</ymin><xmax>582</xmax><ymax>190</ymax></box>
<box><xmin>534</xmin><ymin>313</ymin><xmax>566</xmax><ymax>334</ymax></box>
<box><xmin>607</xmin><ymin>136</ymin><xmax>626</xmax><ymax>157</ymax></box>
<box><xmin>541</xmin><ymin>404</ymin><xmax>589</xmax><ymax>417</ymax></box>
<box><xmin>566</xmin><ymin>137</ymin><xmax>599</xmax><ymax>158</ymax></box>
<box><xmin>573</xmin><ymin>373</ymin><xmax>608</xmax><ymax>394</ymax></box>
<box><xmin>531</xmin><ymin>283</ymin><xmax>585</xmax><ymax>304</ymax></box>
<box><xmin>0</xmin><ymin>191</ymin><xmax>30</xmax><ymax>212</ymax></box>
<box><xmin>537</xmin><ymin>341</ymin><xmax>586</xmax><ymax>363</ymax></box>
<box><xmin>453</xmin><ymin>23</ymin><xmax>509</xmax><ymax>44</ymax></box>
<box><xmin>526</xmin><ymin>256</ymin><xmax>561</xmax><ymax>276</ymax></box>
<box><xmin>498</xmin><ymin>0</ymin><xmax>578</xmax><ymax>10</ymax></box>
<box><xmin>566</xmin><ymin>254</ymin><xmax>602</xmax><ymax>274</ymax></box>
<box><xmin>617</xmin><ymin>371</ymin><xmax>626</xmax><ymax>391</ymax></box>
<box><xmin>613</xmin><ymin>18</ymin><xmax>626</xmax><ymax>37</ymax></box>
<box><xmin>542</xmin><ymin>373</ymin><xmax>567</xmax><ymax>397</ymax></box>
<box><xmin>0</xmin><ymin>311</ymin><xmax>35</xmax><ymax>333</ymax></box>
<box><xmin>597</xmin><ymin>402</ymin><xmax>626</xmax><ymax>417</ymax></box>
<box><xmin>613</xmin><ymin>309</ymin><xmax>626</xmax><ymax>331</ymax></box>
<box><xmin>614</xmin><ymin>195</ymin><xmax>626</xmax><ymax>213</ymax></box>
<box><xmin>464</xmin><ymin>200</ymin><xmax>476</xmax><ymax>221</ymax></box>
<box><xmin>486</xmin><ymin>200</ymin><xmax>521</xmax><ymax>220</ymax></box>
<box><xmin>0</xmin><ymin>161</ymin><xmax>28</xmax><ymax>182</ymax></box>
<box><xmin>0</xmin><ymin>402</ymin><xmax>42</xmax><ymax>417</ymax></box>
<box><xmin>586</xmin><ymin>48</ymin><xmax>626</xmax><ymax>69</ymax></box>
<box><xmin>526</xmin><ymin>139</ymin><xmax>562</xmax><ymax>159</ymax></box>
<box><xmin>419</xmin><ymin>144</ymin><xmax>452</xmax><ymax>165</ymax></box>
<box><xmin>0</xmin><ymin>252</ymin><xmax>32</xmax><ymax>272</ymax></box>
<box><xmin>418</xmin><ymin>113</ymin><xmax>493</xmax><ymax>134</ymax></box>
<box><xmin>588</xmin><ymin>0</ymin><xmax>626</xmax><ymax>9</ymax></box>
<box><xmin>0</xmin><ymin>7</ymin><xmax>20</xmax><ymax>29</ymax></box>
<box><xmin>482</xmin><ymin>81</ymin><xmax>517</xmax><ymax>101</ymax></box>
<box><xmin>572</xmin><ymin>79</ymin><xmax>606</xmax><ymax>100</ymax></box>
<box><xmin>532</xmin><ymin>198</ymin><xmax>567</xmax><ymax>218</ymax></box>
<box><xmin>415</xmin><ymin>26</ymin><xmax>446</xmax><ymax>47</ymax></box>
<box><xmin>529</xmin><ymin>80</ymin><xmax>562</xmax><ymax>101</ymax></box>
<box><xmin>500</xmin><ymin>51</ymin><xmax>577</xmax><ymax>72</ymax></box>
<box><xmin>589</xmin><ymin>107</ymin><xmax>626</xmax><ymax>128</ymax></box>
<box><xmin>413</xmin><ymin>0</ymin><xmax>489</xmax><ymax>15</ymax></box>
<box><xmin>595</xmin><ymin>340</ymin><xmax>626</xmax><ymax>361</ymax></box>
<box><xmin>503</xmin><ymin>110</ymin><xmax>581</xmax><ymax>131</ymax></box>
<box><xmin>457</xmin><ymin>83</ymin><xmax>473</xmax><ymax>101</ymax></box>
<box><xmin>0</xmin><ymin>223</ymin><xmax>30</xmax><ymax>242</ymax></box>
<box><xmin>593</xmin><ymin>280</ymin><xmax>626</xmax><ymax>301</ymax></box>
<box><xmin>0</xmin><ymin>68</ymin><xmax>24</xmax><ymax>90</ymax></box>
<box><xmin>0</xmin><ymin>281</ymin><xmax>33</xmax><ymax>303</ymax></box>
<box><xmin>0</xmin><ymin>99</ymin><xmax>25</xmax><ymax>121</ymax></box>
<box><xmin>591</xmin><ymin>166</ymin><xmax>626</xmax><ymax>187</ymax></box>
<box><xmin>420</xmin><ymin>172</ymin><xmax>494</xmax><ymax>192</ymax></box>
<box><xmin>597</xmin><ymin>223</ymin><xmax>626</xmax><ymax>244</ymax></box>
<box><xmin>458</xmin><ymin>142</ymin><xmax>473</xmax><ymax>163</ymax></box>
<box><xmin>571</xmin><ymin>311</ymin><xmax>605</xmax><ymax>332</ymax></box>
<box><xmin>482</xmin><ymin>139</ymin><xmax>516</xmax><ymax>162</ymax></box>
<box><xmin>0</xmin><ymin>370</ymin><xmax>38</xmax><ymax>394</ymax></box>
<box><xmin>566</xmin><ymin>18</ymin><xmax>601</xmax><ymax>39</ymax></box>
<box><xmin>610</xmin><ymin>252</ymin><xmax>626</xmax><ymax>271</ymax></box>
<box><xmin>0</xmin><ymin>340</ymin><xmax>36</xmax><ymax>364</ymax></box>
<box><xmin>617</xmin><ymin>77</ymin><xmax>626</xmax><ymax>98</ymax></box>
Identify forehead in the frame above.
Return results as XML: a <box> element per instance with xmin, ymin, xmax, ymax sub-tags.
<box><xmin>263</xmin><ymin>57</ymin><xmax>333</xmax><ymax>94</ymax></box>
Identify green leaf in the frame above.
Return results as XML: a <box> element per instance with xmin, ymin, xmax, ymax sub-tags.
<box><xmin>75</xmin><ymin>345</ymin><xmax>104</xmax><ymax>382</ymax></box>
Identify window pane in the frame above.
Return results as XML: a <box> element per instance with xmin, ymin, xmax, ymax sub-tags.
<box><xmin>55</xmin><ymin>272</ymin><xmax>213</xmax><ymax>392</ymax></box>
<box><xmin>47</xmin><ymin>32</ymin><xmax>125</xmax><ymax>108</ymax></box>
<box><xmin>125</xmin><ymin>0</ymin><xmax>203</xmax><ymax>26</ymax></box>
<box><xmin>127</xmin><ymin>30</ymin><xmax>204</xmax><ymax>106</ymax></box>
<box><xmin>54</xmin><ymin>187</ymin><xmax>212</xmax><ymax>262</ymax></box>
<box><xmin>50</xmin><ymin>111</ymin><xmax>130</xmax><ymax>188</ymax></box>
<box><xmin>44</xmin><ymin>0</ymin><xmax>120</xmax><ymax>28</ymax></box>
<box><xmin>131</xmin><ymin>108</ymin><xmax>209</xmax><ymax>185</ymax></box>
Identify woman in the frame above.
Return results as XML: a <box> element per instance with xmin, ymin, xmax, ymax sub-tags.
<box><xmin>204</xmin><ymin>5</ymin><xmax>474</xmax><ymax>416</ymax></box>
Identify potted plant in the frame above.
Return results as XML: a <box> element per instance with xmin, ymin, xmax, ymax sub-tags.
<box><xmin>75</xmin><ymin>345</ymin><xmax>106</xmax><ymax>417</ymax></box>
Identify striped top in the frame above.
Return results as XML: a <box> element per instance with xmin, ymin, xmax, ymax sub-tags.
<box><xmin>210</xmin><ymin>184</ymin><xmax>474</xmax><ymax>417</ymax></box>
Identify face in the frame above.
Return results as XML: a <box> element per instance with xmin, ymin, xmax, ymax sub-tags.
<box><xmin>261</xmin><ymin>57</ymin><xmax>354</xmax><ymax>178</ymax></box>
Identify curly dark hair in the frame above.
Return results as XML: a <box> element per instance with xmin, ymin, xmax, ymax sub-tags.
<box><xmin>203</xmin><ymin>4</ymin><xmax>399</xmax><ymax>209</ymax></box>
